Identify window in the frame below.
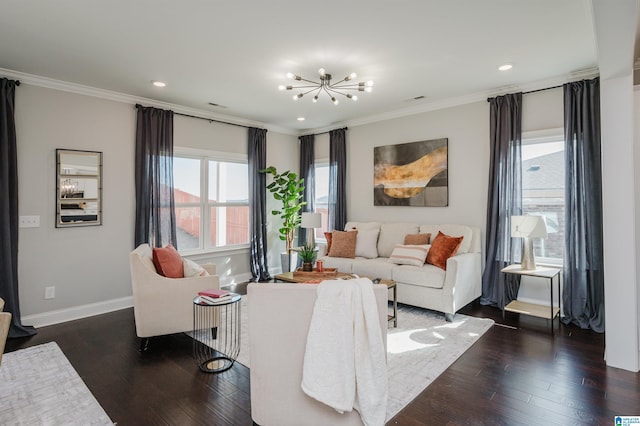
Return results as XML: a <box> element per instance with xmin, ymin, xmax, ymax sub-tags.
<box><xmin>314</xmin><ymin>162</ymin><xmax>329</xmax><ymax>238</ymax></box>
<box><xmin>173</xmin><ymin>151</ymin><xmax>249</xmax><ymax>252</ymax></box>
<box><xmin>521</xmin><ymin>135</ymin><xmax>565</xmax><ymax>264</ymax></box>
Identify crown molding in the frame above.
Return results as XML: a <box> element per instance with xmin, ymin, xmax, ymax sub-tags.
<box><xmin>2</xmin><ymin>66</ymin><xmax>599</xmax><ymax>137</ymax></box>
<box><xmin>0</xmin><ymin>67</ymin><xmax>295</xmax><ymax>135</ymax></box>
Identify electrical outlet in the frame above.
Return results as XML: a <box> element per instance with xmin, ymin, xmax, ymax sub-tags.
<box><xmin>19</xmin><ymin>215</ymin><xmax>40</xmax><ymax>228</ymax></box>
<box><xmin>45</xmin><ymin>286</ymin><xmax>55</xmax><ymax>299</ymax></box>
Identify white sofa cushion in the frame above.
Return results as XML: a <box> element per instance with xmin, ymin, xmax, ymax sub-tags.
<box><xmin>344</xmin><ymin>221</ymin><xmax>381</xmax><ymax>232</ymax></box>
<box><xmin>388</xmin><ymin>244</ymin><xmax>430</xmax><ymax>266</ymax></box>
<box><xmin>320</xmin><ymin>256</ymin><xmax>356</xmax><ymax>273</ymax></box>
<box><xmin>377</xmin><ymin>223</ymin><xmax>419</xmax><ymax>258</ymax></box>
<box><xmin>354</xmin><ymin>228</ymin><xmax>380</xmax><ymax>258</ymax></box>
<box><xmin>392</xmin><ymin>264</ymin><xmax>446</xmax><ymax>289</ymax></box>
<box><xmin>351</xmin><ymin>258</ymin><xmax>394</xmax><ymax>280</ymax></box>
<box><xmin>419</xmin><ymin>224</ymin><xmax>474</xmax><ymax>254</ymax></box>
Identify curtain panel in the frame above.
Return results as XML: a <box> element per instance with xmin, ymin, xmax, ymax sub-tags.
<box><xmin>0</xmin><ymin>78</ymin><xmax>36</xmax><ymax>338</ymax></box>
<box><xmin>298</xmin><ymin>134</ymin><xmax>315</xmax><ymax>247</ymax></box>
<box><xmin>480</xmin><ymin>93</ymin><xmax>523</xmax><ymax>308</ymax></box>
<box><xmin>562</xmin><ymin>78</ymin><xmax>604</xmax><ymax>332</ymax></box>
<box><xmin>134</xmin><ymin>105</ymin><xmax>177</xmax><ymax>248</ymax></box>
<box><xmin>328</xmin><ymin>128</ymin><xmax>347</xmax><ymax>232</ymax></box>
<box><xmin>248</xmin><ymin>127</ymin><xmax>271</xmax><ymax>282</ymax></box>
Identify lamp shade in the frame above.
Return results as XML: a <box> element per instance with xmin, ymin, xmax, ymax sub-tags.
<box><xmin>511</xmin><ymin>215</ymin><xmax>548</xmax><ymax>239</ymax></box>
<box><xmin>301</xmin><ymin>212</ymin><xmax>322</xmax><ymax>229</ymax></box>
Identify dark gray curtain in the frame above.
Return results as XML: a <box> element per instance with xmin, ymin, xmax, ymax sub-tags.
<box><xmin>481</xmin><ymin>93</ymin><xmax>523</xmax><ymax>307</ymax></box>
<box><xmin>562</xmin><ymin>78</ymin><xmax>604</xmax><ymax>332</ymax></box>
<box><xmin>0</xmin><ymin>78</ymin><xmax>36</xmax><ymax>338</ymax></box>
<box><xmin>328</xmin><ymin>128</ymin><xmax>347</xmax><ymax>231</ymax></box>
<box><xmin>298</xmin><ymin>134</ymin><xmax>315</xmax><ymax>247</ymax></box>
<box><xmin>134</xmin><ymin>105</ymin><xmax>177</xmax><ymax>248</ymax></box>
<box><xmin>248</xmin><ymin>127</ymin><xmax>271</xmax><ymax>282</ymax></box>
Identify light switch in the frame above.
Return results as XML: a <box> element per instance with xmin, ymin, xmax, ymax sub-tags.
<box><xmin>19</xmin><ymin>215</ymin><xmax>40</xmax><ymax>228</ymax></box>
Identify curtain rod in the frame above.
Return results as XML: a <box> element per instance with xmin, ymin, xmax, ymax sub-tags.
<box><xmin>486</xmin><ymin>84</ymin><xmax>563</xmax><ymax>102</ymax></box>
<box><xmin>135</xmin><ymin>104</ymin><xmax>266</xmax><ymax>131</ymax></box>
<box><xmin>301</xmin><ymin>126</ymin><xmax>348</xmax><ymax>137</ymax></box>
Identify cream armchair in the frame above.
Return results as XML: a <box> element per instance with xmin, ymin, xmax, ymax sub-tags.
<box><xmin>248</xmin><ymin>282</ymin><xmax>388</xmax><ymax>426</ymax></box>
<box><xmin>129</xmin><ymin>244</ymin><xmax>219</xmax><ymax>350</ymax></box>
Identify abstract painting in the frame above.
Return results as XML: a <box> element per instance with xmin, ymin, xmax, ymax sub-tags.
<box><xmin>374</xmin><ymin>138</ymin><xmax>448</xmax><ymax>206</ymax></box>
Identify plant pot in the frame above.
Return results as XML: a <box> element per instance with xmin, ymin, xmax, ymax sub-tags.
<box><xmin>302</xmin><ymin>262</ymin><xmax>313</xmax><ymax>272</ymax></box>
<box><xmin>280</xmin><ymin>251</ymin><xmax>299</xmax><ymax>273</ymax></box>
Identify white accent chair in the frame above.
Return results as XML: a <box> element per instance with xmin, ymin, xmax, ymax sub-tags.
<box><xmin>248</xmin><ymin>282</ymin><xmax>388</xmax><ymax>426</ymax></box>
<box><xmin>129</xmin><ymin>244</ymin><xmax>219</xmax><ymax>350</ymax></box>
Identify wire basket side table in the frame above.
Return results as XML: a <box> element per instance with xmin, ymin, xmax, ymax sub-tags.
<box><xmin>192</xmin><ymin>293</ymin><xmax>241</xmax><ymax>373</ymax></box>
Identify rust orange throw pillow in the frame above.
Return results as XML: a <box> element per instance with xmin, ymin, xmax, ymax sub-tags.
<box><xmin>324</xmin><ymin>232</ymin><xmax>333</xmax><ymax>255</ymax></box>
<box><xmin>152</xmin><ymin>244</ymin><xmax>184</xmax><ymax>278</ymax></box>
<box><xmin>328</xmin><ymin>230</ymin><xmax>358</xmax><ymax>258</ymax></box>
<box><xmin>403</xmin><ymin>233</ymin><xmax>431</xmax><ymax>246</ymax></box>
<box><xmin>426</xmin><ymin>231</ymin><xmax>463</xmax><ymax>270</ymax></box>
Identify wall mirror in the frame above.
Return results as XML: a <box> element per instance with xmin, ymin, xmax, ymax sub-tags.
<box><xmin>56</xmin><ymin>149</ymin><xmax>102</xmax><ymax>227</ymax></box>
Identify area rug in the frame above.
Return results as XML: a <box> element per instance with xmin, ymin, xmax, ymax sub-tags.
<box><xmin>0</xmin><ymin>342</ymin><xmax>113</xmax><ymax>425</ymax></box>
<box><xmin>231</xmin><ymin>295</ymin><xmax>493</xmax><ymax>421</ymax></box>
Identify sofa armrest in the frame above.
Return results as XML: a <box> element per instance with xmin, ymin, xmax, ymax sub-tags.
<box><xmin>442</xmin><ymin>252</ymin><xmax>482</xmax><ymax>314</ymax></box>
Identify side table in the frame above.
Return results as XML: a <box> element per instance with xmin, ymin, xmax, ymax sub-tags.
<box><xmin>501</xmin><ymin>264</ymin><xmax>561</xmax><ymax>334</ymax></box>
<box><xmin>192</xmin><ymin>293</ymin><xmax>241</xmax><ymax>373</ymax></box>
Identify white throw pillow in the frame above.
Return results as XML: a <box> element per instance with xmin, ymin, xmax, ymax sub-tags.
<box><xmin>183</xmin><ymin>258</ymin><xmax>209</xmax><ymax>277</ymax></box>
<box><xmin>354</xmin><ymin>228</ymin><xmax>380</xmax><ymax>258</ymax></box>
<box><xmin>388</xmin><ymin>244</ymin><xmax>430</xmax><ymax>266</ymax></box>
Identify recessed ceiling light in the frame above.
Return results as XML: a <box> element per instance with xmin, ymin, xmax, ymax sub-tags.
<box><xmin>498</xmin><ymin>64</ymin><xmax>513</xmax><ymax>71</ymax></box>
<box><xmin>297</xmin><ymin>117</ymin><xmax>306</xmax><ymax>121</ymax></box>
<box><xmin>151</xmin><ymin>80</ymin><xmax>166</xmax><ymax>87</ymax></box>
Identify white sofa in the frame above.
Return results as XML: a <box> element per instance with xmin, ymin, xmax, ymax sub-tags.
<box><xmin>248</xmin><ymin>282</ymin><xmax>388</xmax><ymax>426</ymax></box>
<box><xmin>319</xmin><ymin>222</ymin><xmax>482</xmax><ymax>320</ymax></box>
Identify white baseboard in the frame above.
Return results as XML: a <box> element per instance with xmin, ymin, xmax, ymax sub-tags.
<box><xmin>22</xmin><ymin>296</ymin><xmax>134</xmax><ymax>329</ymax></box>
<box><xmin>21</xmin><ymin>272</ymin><xmax>253</xmax><ymax>328</ymax></box>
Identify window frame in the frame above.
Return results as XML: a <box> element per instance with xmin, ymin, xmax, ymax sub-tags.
<box><xmin>314</xmin><ymin>159</ymin><xmax>330</xmax><ymax>241</ymax></box>
<box><xmin>174</xmin><ymin>147</ymin><xmax>250</xmax><ymax>255</ymax></box>
<box><xmin>521</xmin><ymin>128</ymin><xmax>565</xmax><ymax>267</ymax></box>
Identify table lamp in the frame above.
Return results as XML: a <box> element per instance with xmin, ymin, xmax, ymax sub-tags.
<box><xmin>511</xmin><ymin>215</ymin><xmax>548</xmax><ymax>270</ymax></box>
<box><xmin>301</xmin><ymin>212</ymin><xmax>322</xmax><ymax>247</ymax></box>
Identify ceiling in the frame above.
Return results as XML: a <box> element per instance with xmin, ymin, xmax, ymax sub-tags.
<box><xmin>0</xmin><ymin>1</ymin><xmax>603</xmax><ymax>133</ymax></box>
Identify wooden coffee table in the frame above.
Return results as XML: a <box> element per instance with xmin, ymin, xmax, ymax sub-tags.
<box><xmin>273</xmin><ymin>272</ymin><xmax>398</xmax><ymax>327</ymax></box>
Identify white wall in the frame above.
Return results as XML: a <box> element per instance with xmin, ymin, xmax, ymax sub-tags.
<box><xmin>16</xmin><ymin>85</ymin><xmax>136</xmax><ymax>320</ymax></box>
<box><xmin>346</xmin><ymin>101</ymin><xmax>489</xmax><ymax>231</ymax></box>
<box><xmin>15</xmin><ymin>84</ymin><xmax>297</xmax><ymax>326</ymax></box>
<box><xmin>602</xmin><ymin>74</ymin><xmax>639</xmax><ymax>371</ymax></box>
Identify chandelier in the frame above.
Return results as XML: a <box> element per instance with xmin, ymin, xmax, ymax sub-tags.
<box><xmin>278</xmin><ymin>68</ymin><xmax>374</xmax><ymax>105</ymax></box>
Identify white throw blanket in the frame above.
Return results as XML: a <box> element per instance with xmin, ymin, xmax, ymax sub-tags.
<box><xmin>301</xmin><ymin>278</ymin><xmax>388</xmax><ymax>426</ymax></box>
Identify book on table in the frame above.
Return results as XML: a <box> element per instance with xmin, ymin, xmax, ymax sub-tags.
<box><xmin>198</xmin><ymin>288</ymin><xmax>230</xmax><ymax>298</ymax></box>
<box><xmin>198</xmin><ymin>294</ymin><xmax>232</xmax><ymax>305</ymax></box>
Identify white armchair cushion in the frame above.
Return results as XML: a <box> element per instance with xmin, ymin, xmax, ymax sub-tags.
<box><xmin>183</xmin><ymin>258</ymin><xmax>209</xmax><ymax>277</ymax></box>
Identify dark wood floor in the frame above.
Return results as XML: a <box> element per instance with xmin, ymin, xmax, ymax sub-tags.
<box><xmin>6</xmin><ymin>283</ymin><xmax>639</xmax><ymax>425</ymax></box>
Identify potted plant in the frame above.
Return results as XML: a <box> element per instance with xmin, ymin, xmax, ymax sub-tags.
<box><xmin>298</xmin><ymin>243</ymin><xmax>317</xmax><ymax>272</ymax></box>
<box><xmin>261</xmin><ymin>166</ymin><xmax>306</xmax><ymax>272</ymax></box>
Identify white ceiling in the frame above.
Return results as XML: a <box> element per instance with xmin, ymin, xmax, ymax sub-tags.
<box><xmin>0</xmin><ymin>1</ymin><xmax>602</xmax><ymax>133</ymax></box>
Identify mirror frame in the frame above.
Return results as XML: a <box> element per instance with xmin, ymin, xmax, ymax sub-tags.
<box><xmin>55</xmin><ymin>149</ymin><xmax>103</xmax><ymax>228</ymax></box>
